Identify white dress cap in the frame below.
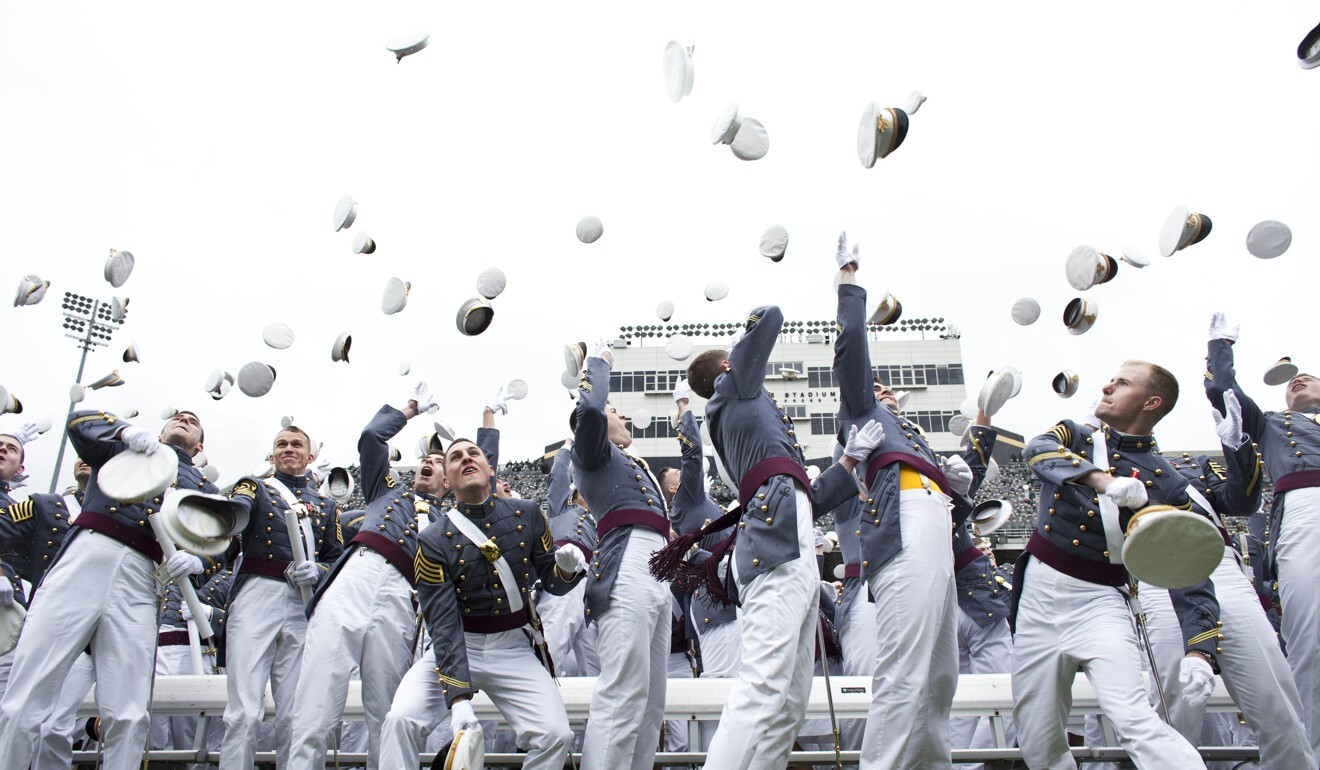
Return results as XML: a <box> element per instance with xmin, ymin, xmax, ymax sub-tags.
<box><xmin>476</xmin><ymin>268</ymin><xmax>507</xmax><ymax>299</ymax></box>
<box><xmin>122</xmin><ymin>341</ymin><xmax>140</xmax><ymax>364</ymax></box>
<box><xmin>1053</xmin><ymin>370</ymin><xmax>1080</xmax><ymax>398</ymax></box>
<box><xmin>560</xmin><ymin>370</ymin><xmax>579</xmax><ymax>391</ymax></box>
<box><xmin>1298</xmin><ymin>21</ymin><xmax>1320</xmax><ymax>68</ymax></box>
<box><xmin>656</xmin><ymin>300</ymin><xmax>675</xmax><ymax>322</ymax></box>
<box><xmin>662</xmin><ymin>41</ymin><xmax>694</xmax><ymax>103</ymax></box>
<box><xmin>978</xmin><ymin>371</ymin><xmax>1015</xmax><ymax>418</ymax></box>
<box><xmin>1264</xmin><ymin>357</ymin><xmax>1300</xmax><ymax>386</ymax></box>
<box><xmin>1246</xmin><ymin>220</ymin><xmax>1292</xmax><ymax>259</ymax></box>
<box><xmin>1120</xmin><ymin>246</ymin><xmax>1151</xmax><ymax>268</ymax></box>
<box><xmin>399</xmin><ymin>362</ymin><xmax>411</xmax><ymax>376</ymax></box>
<box><xmin>262</xmin><ymin>322</ymin><xmax>295</xmax><ymax>350</ymax></box>
<box><xmin>632</xmin><ymin>409</ymin><xmax>652</xmax><ymax>430</ymax></box>
<box><xmin>710</xmin><ymin>103</ymin><xmax>741</xmax><ymax>145</ymax></box>
<box><xmin>1065</xmin><ymin>245</ymin><xmax>1118</xmax><ymax>291</ymax></box>
<box><xmin>111</xmin><ymin>296</ymin><xmax>129</xmax><ymax>323</ymax></box>
<box><xmin>238</xmin><ymin>362</ymin><xmax>277</xmax><ymax>397</ymax></box>
<box><xmin>1159</xmin><ymin>205</ymin><xmax>1212</xmax><ymax>257</ymax></box>
<box><xmin>0</xmin><ymin>387</ymin><xmax>22</xmax><ymax>415</ymax></box>
<box><xmin>1063</xmin><ymin>297</ymin><xmax>1099</xmax><ymax>335</ymax></box>
<box><xmin>759</xmin><ymin>226</ymin><xmax>789</xmax><ymax>261</ymax></box>
<box><xmin>575</xmin><ymin>216</ymin><xmax>604</xmax><ymax>244</ymax></box>
<box><xmin>69</xmin><ymin>384</ymin><xmax>86</xmax><ymax>404</ymax></box>
<box><xmin>1000</xmin><ymin>365</ymin><xmax>1024</xmax><ymax>398</ymax></box>
<box><xmin>456</xmin><ymin>298</ymin><xmax>494</xmax><ymax>336</ymax></box>
<box><xmin>352</xmin><ymin>232</ymin><xmax>376</xmax><ymax>255</ymax></box>
<box><xmin>331</xmin><ymin>332</ymin><xmax>352</xmax><ymax>363</ymax></box>
<box><xmin>204</xmin><ymin>368</ymin><xmax>226</xmax><ymax>395</ymax></box>
<box><xmin>1011</xmin><ymin>297</ymin><xmax>1041</xmax><ymax>326</ymax></box>
<box><xmin>386</xmin><ymin>32</ymin><xmax>429</xmax><ymax>61</ymax></box>
<box><xmin>13</xmin><ymin>275</ymin><xmax>49</xmax><ymax>307</ymax></box>
<box><xmin>665</xmin><ymin>334</ymin><xmax>694</xmax><ymax>361</ymax></box>
<box><xmin>104</xmin><ymin>249</ymin><xmax>135</xmax><ymax>288</ymax></box>
<box><xmin>903</xmin><ymin>90</ymin><xmax>927</xmax><ymax>114</ymax></box>
<box><xmin>506</xmin><ymin>379</ymin><xmax>529</xmax><ymax>400</ymax></box>
<box><xmin>703</xmin><ymin>281</ymin><xmax>729</xmax><ymax>301</ymax></box>
<box><xmin>89</xmin><ymin>371</ymin><xmax>124</xmax><ymax>390</ymax></box>
<box><xmin>97</xmin><ymin>446</ymin><xmax>178</xmax><ymax>504</ymax></box>
<box><xmin>381</xmin><ymin>277</ymin><xmax>411</xmax><ymax>315</ymax></box>
<box><xmin>730</xmin><ymin>118</ymin><xmax>769</xmax><ymax>161</ymax></box>
<box><xmin>332</xmin><ymin>195</ymin><xmax>357</xmax><ymax>231</ymax></box>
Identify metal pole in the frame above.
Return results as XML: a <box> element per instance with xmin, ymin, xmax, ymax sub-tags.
<box><xmin>815</xmin><ymin>619</ymin><xmax>843</xmax><ymax>770</ymax></box>
<box><xmin>48</xmin><ymin>300</ymin><xmax>98</xmax><ymax>494</ymax></box>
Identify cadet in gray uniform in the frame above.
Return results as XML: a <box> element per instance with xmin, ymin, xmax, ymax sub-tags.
<box><xmin>1013</xmin><ymin>361</ymin><xmax>1209</xmax><ymax>769</ymax></box>
<box><xmin>219</xmin><ymin>425</ymin><xmax>342</xmax><ymax>770</ymax></box>
<box><xmin>571</xmin><ymin>343</ymin><xmax>673</xmax><ymax>770</ymax></box>
<box><xmin>676</xmin><ymin>303</ymin><xmax>870</xmax><ymax>769</ymax></box>
<box><xmin>539</xmin><ymin>440</ymin><xmax>599</xmax><ymax>677</ymax></box>
<box><xmin>378</xmin><ymin>435</ymin><xmax>584</xmax><ymax>770</ymax></box>
<box><xmin>288</xmin><ymin>383</ymin><xmax>444</xmax><ymax>770</ymax></box>
<box><xmin>834</xmin><ymin>240</ymin><xmax>964</xmax><ymax>770</ymax></box>
<box><xmin>0</xmin><ymin>410</ymin><xmax>215</xmax><ymax>770</ymax></box>
<box><xmin>1204</xmin><ymin>311</ymin><xmax>1320</xmax><ymax>758</ymax></box>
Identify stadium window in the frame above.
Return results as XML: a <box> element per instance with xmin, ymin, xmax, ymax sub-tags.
<box><xmin>808</xmin><ymin>366</ymin><xmax>835</xmax><ymax>389</ymax></box>
<box><xmin>785</xmin><ymin>405</ymin><xmax>806</xmax><ymax>418</ymax></box>
<box><xmin>810</xmin><ymin>413</ymin><xmax>838</xmax><ymax>436</ymax></box>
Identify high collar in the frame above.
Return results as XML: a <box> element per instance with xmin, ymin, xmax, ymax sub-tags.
<box><xmin>274</xmin><ymin>470</ymin><xmax>309</xmax><ymax>488</ymax></box>
<box><xmin>454</xmin><ymin>494</ymin><xmax>497</xmax><ymax>518</ymax></box>
<box><xmin>0</xmin><ymin>479</ymin><xmax>9</xmax><ymax>495</ymax></box>
<box><xmin>1103</xmin><ymin>426</ymin><xmax>1157</xmax><ymax>454</ymax></box>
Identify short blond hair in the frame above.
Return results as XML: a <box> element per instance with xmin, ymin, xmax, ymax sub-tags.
<box><xmin>1123</xmin><ymin>360</ymin><xmax>1179</xmax><ymax>420</ymax></box>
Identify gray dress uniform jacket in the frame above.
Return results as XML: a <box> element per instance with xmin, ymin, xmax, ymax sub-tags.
<box><xmin>545</xmin><ymin>447</ymin><xmax>598</xmax><ymax>564</ymax></box>
<box><xmin>414</xmin><ymin>495</ymin><xmax>581</xmax><ymax>707</ymax></box>
<box><xmin>834</xmin><ymin>285</ymin><xmax>953</xmax><ymax>580</ymax></box>
<box><xmin>65</xmin><ymin>410</ymin><xmax>221</xmax><ymax>576</ymax></box>
<box><xmin>0</xmin><ymin>491</ymin><xmax>78</xmax><ymax>606</ymax></box>
<box><xmin>1021</xmin><ymin>421</ymin><xmax>1223</xmax><ymax>661</ymax></box>
<box><xmin>572</xmin><ymin>356</ymin><xmax>671</xmax><ymax>621</ymax></box>
<box><xmin>227</xmin><ymin>471</ymin><xmax>342</xmax><ymax>600</ymax></box>
<box><xmin>705</xmin><ymin>305</ymin><xmax>857</xmax><ymax>585</ymax></box>
<box><xmin>669</xmin><ymin>410</ymin><xmax>738</xmax><ymax>631</ymax></box>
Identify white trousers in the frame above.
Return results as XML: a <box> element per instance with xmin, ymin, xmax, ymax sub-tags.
<box><xmin>860</xmin><ymin>489</ymin><xmax>959</xmax><ymax>770</ymax></box>
<box><xmin>1277</xmin><ymin>486</ymin><xmax>1320</xmax><ymax>759</ymax></box>
<box><xmin>664</xmin><ymin>651</ymin><xmax>694</xmax><ymax>752</ymax></box>
<box><xmin>287</xmin><ymin>549</ymin><xmax>417</xmax><ymax>770</ymax></box>
<box><xmin>34</xmin><ymin>651</ymin><xmax>96</xmax><ymax>770</ymax></box>
<box><xmin>581</xmin><ymin>528</ymin><xmax>670</xmax><ymax>770</ymax></box>
<box><xmin>1141</xmin><ymin>545</ymin><xmax>1314</xmax><ymax>770</ymax></box>
<box><xmin>150</xmin><ymin>641</ymin><xmax>201</xmax><ymax>753</ymax></box>
<box><xmin>1011</xmin><ymin>557</ymin><xmax>1205</xmax><ymax>770</ymax></box>
<box><xmin>379</xmin><ymin>629</ymin><xmax>572</xmax><ymax>770</ymax></box>
<box><xmin>219</xmin><ymin>575</ymin><xmax>309</xmax><ymax>770</ymax></box>
<box><xmin>540</xmin><ymin>581</ymin><xmax>598</xmax><ymax>676</ymax></box>
<box><xmin>703</xmin><ymin>488</ymin><xmax>817</xmax><ymax>770</ymax></box>
<box><xmin>0</xmin><ymin>531</ymin><xmax>156</xmax><ymax>770</ymax></box>
<box><xmin>951</xmin><ymin>609</ymin><xmax>1016</xmax><ymax>770</ymax></box>
<box><xmin>839</xmin><ymin>585</ymin><xmax>878</xmax><ymax>751</ymax></box>
<box><xmin>692</xmin><ymin>615</ymin><xmax>742</xmax><ymax>751</ymax></box>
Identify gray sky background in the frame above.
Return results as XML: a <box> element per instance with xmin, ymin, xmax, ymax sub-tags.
<box><xmin>3</xmin><ymin>2</ymin><xmax>1317</xmax><ymax>491</ymax></box>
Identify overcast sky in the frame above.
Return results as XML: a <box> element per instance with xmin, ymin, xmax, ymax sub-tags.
<box><xmin>2</xmin><ymin>2</ymin><xmax>1317</xmax><ymax>492</ymax></box>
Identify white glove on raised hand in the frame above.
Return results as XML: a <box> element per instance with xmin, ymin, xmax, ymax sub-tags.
<box><xmin>450</xmin><ymin>699</ymin><xmax>479</xmax><ymax>734</ymax></box>
<box><xmin>554</xmin><ymin>544</ymin><xmax>589</xmax><ymax>575</ymax></box>
<box><xmin>1212</xmin><ymin>390</ymin><xmax>1246</xmax><ymax>449</ymax></box>
<box><xmin>488</xmin><ymin>386</ymin><xmax>510</xmax><ymax>416</ymax></box>
<box><xmin>673</xmin><ymin>379</ymin><xmax>692</xmax><ymax>403</ymax></box>
<box><xmin>408</xmin><ymin>381</ymin><xmax>436</xmax><ymax>414</ymax></box>
<box><xmin>122</xmin><ymin>425</ymin><xmax>160</xmax><ymax>455</ymax></box>
<box><xmin>1104</xmin><ymin>476</ymin><xmax>1149</xmax><ymax>509</ymax></box>
<box><xmin>163</xmin><ymin>552</ymin><xmax>204</xmax><ymax>581</ymax></box>
<box><xmin>0</xmin><ymin>577</ymin><xmax>13</xmax><ymax>606</ymax></box>
<box><xmin>13</xmin><ymin>422</ymin><xmax>42</xmax><ymax>445</ymax></box>
<box><xmin>843</xmin><ymin>420</ymin><xmax>886</xmax><ymax>462</ymax></box>
<box><xmin>287</xmin><ymin>560</ymin><xmax>320</xmax><ymax>588</ymax></box>
<box><xmin>837</xmin><ymin>231</ymin><xmax>859</xmax><ymax>269</ymax></box>
<box><xmin>592</xmin><ymin>338</ymin><xmax>615</xmax><ymax>369</ymax></box>
<box><xmin>1179</xmin><ymin>655</ymin><xmax>1215</xmax><ymax>711</ymax></box>
<box><xmin>180</xmin><ymin>601</ymin><xmax>213</xmax><ymax>623</ymax></box>
<box><xmin>943</xmin><ymin>455</ymin><xmax>973</xmax><ymax>496</ymax></box>
<box><xmin>1208</xmin><ymin>311</ymin><xmax>1239</xmax><ymax>343</ymax></box>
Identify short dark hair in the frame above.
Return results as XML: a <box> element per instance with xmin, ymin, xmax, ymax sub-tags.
<box><xmin>0</xmin><ymin>435</ymin><xmax>24</xmax><ymax>465</ymax></box>
<box><xmin>443</xmin><ymin>438</ymin><xmax>482</xmax><ymax>462</ymax></box>
<box><xmin>687</xmin><ymin>349</ymin><xmax>728</xmax><ymax>400</ymax></box>
<box><xmin>656</xmin><ymin>466</ymin><xmax>678</xmax><ymax>484</ymax></box>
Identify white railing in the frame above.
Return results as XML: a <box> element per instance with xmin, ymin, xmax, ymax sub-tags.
<box><xmin>75</xmin><ymin>673</ymin><xmax>1257</xmax><ymax>766</ymax></box>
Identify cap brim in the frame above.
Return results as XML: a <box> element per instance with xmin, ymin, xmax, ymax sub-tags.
<box><xmin>1264</xmin><ymin>361</ymin><xmax>1300</xmax><ymax>386</ymax></box>
<box><xmin>97</xmin><ymin>448</ymin><xmax>179</xmax><ymax>504</ymax></box>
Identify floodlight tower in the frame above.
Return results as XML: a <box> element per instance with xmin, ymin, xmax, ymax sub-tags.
<box><xmin>48</xmin><ymin>291</ymin><xmax>125</xmax><ymax>492</ymax></box>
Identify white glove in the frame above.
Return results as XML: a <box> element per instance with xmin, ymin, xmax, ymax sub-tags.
<box><xmin>1179</xmin><ymin>655</ymin><xmax>1215</xmax><ymax>711</ymax></box>
<box><xmin>450</xmin><ymin>699</ymin><xmax>479</xmax><ymax>734</ymax></box>
<box><xmin>181</xmin><ymin>601</ymin><xmax>213</xmax><ymax>623</ymax></box>
<box><xmin>843</xmin><ymin>420</ymin><xmax>886</xmax><ymax>462</ymax></box>
<box><xmin>288</xmin><ymin>560</ymin><xmax>320</xmax><ymax>587</ymax></box>
<box><xmin>488</xmin><ymin>386</ymin><xmax>510</xmax><ymax>416</ymax></box>
<box><xmin>12</xmin><ymin>422</ymin><xmax>41</xmax><ymax>445</ymax></box>
<box><xmin>0</xmin><ymin>577</ymin><xmax>12</xmax><ymax>606</ymax></box>
<box><xmin>1081</xmin><ymin>399</ymin><xmax>1103</xmax><ymax>430</ymax></box>
<box><xmin>554</xmin><ymin>544</ymin><xmax>589</xmax><ymax>575</ymax></box>
<box><xmin>1208</xmin><ymin>311</ymin><xmax>1239</xmax><ymax>343</ymax></box>
<box><xmin>1104</xmin><ymin>476</ymin><xmax>1149</xmax><ymax>509</ymax></box>
<box><xmin>121</xmin><ymin>425</ymin><xmax>160</xmax><ymax>455</ymax></box>
<box><xmin>836</xmin><ymin>231</ymin><xmax>859</xmax><ymax>269</ymax></box>
<box><xmin>591</xmin><ymin>338</ymin><xmax>614</xmax><ymax>369</ymax></box>
<box><xmin>944</xmin><ymin>455</ymin><xmax>973</xmax><ymax>496</ymax></box>
<box><xmin>163</xmin><ymin>552</ymin><xmax>203</xmax><ymax>581</ymax></box>
<box><xmin>408</xmin><ymin>381</ymin><xmax>436</xmax><ymax>414</ymax></box>
<box><xmin>672</xmin><ymin>379</ymin><xmax>692</xmax><ymax>403</ymax></box>
<box><xmin>1211</xmin><ymin>390</ymin><xmax>1246</xmax><ymax>449</ymax></box>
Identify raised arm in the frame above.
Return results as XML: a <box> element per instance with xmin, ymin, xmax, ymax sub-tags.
<box><xmin>723</xmin><ymin>305</ymin><xmax>783</xmax><ymax>399</ymax></box>
<box><xmin>572</xmin><ymin>355</ymin><xmax>614</xmax><ymax>471</ymax></box>
<box><xmin>358</xmin><ymin>405</ymin><xmax>411</xmax><ymax>505</ymax></box>
<box><xmin>1204</xmin><ymin>317</ymin><xmax>1266</xmax><ymax>443</ymax></box>
<box><xmin>546</xmin><ymin>445</ymin><xmax>574</xmax><ymax>517</ymax></box>
<box><xmin>65</xmin><ymin>410</ymin><xmax>131</xmax><ymax>467</ymax></box>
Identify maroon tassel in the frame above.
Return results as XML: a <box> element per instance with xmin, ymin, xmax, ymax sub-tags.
<box><xmin>649</xmin><ymin>530</ymin><xmax>703</xmax><ymax>582</ymax></box>
<box><xmin>700</xmin><ymin>533</ymin><xmax>738</xmax><ymax>605</ymax></box>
